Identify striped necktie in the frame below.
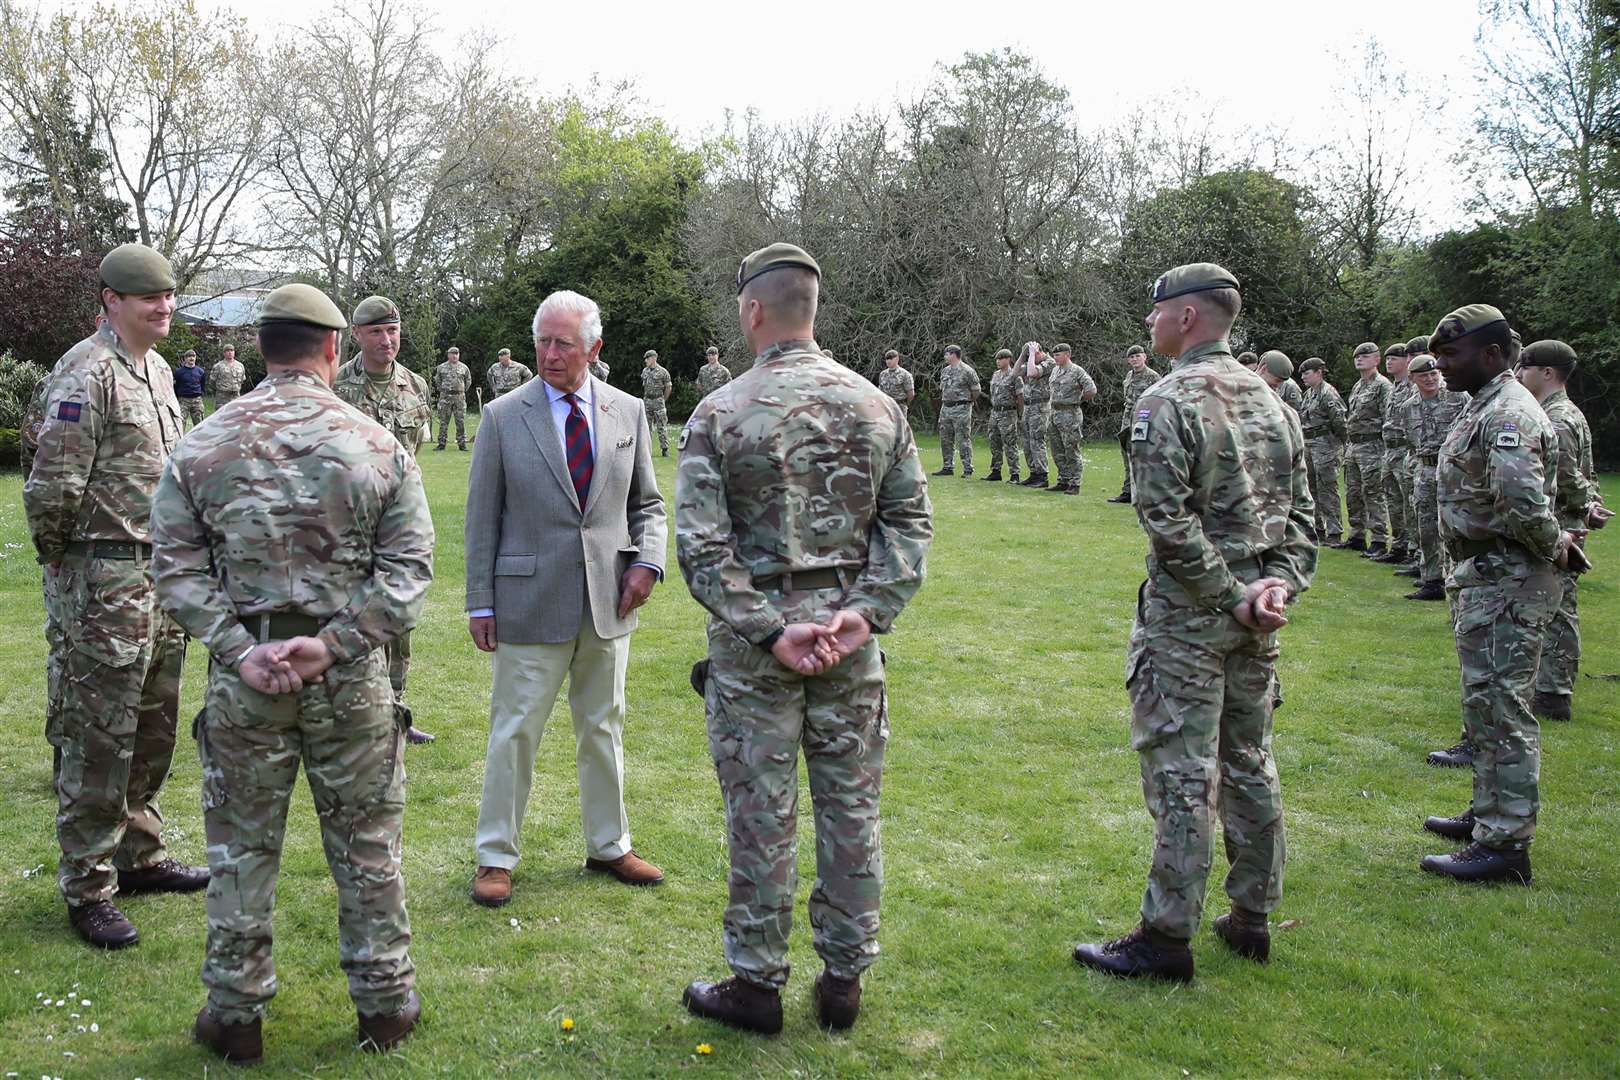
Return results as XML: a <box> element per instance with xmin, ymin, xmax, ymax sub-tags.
<box><xmin>563</xmin><ymin>392</ymin><xmax>593</xmax><ymax>504</ymax></box>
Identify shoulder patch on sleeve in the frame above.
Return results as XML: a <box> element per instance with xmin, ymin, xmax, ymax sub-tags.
<box><xmin>56</xmin><ymin>401</ymin><xmax>82</xmax><ymax>423</ymax></box>
<box><xmin>677</xmin><ymin>422</ymin><xmax>692</xmax><ymax>451</ymax></box>
<box><xmin>1496</xmin><ymin>429</ymin><xmax>1520</xmax><ymax>448</ymax></box>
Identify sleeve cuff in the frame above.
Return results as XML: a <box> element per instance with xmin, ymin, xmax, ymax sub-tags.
<box><xmin>465</xmin><ymin>589</ymin><xmax>494</xmax><ymax>611</ymax></box>
<box><xmin>211</xmin><ymin>624</ymin><xmax>257</xmax><ymax>668</ymax></box>
<box><xmin>1212</xmin><ymin>580</ymin><xmax>1247</xmax><ymax>614</ymax></box>
<box><xmin>631</xmin><ymin>561</ymin><xmax>664</xmax><ymax>580</ymax></box>
<box><xmin>469</xmin><ymin>607</ymin><xmax>494</xmax><ymax>618</ymax></box>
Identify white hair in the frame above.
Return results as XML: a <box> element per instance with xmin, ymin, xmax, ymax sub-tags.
<box><xmin>533</xmin><ymin>290</ymin><xmax>603</xmax><ymax>349</ymax></box>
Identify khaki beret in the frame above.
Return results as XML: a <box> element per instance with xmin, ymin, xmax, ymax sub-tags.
<box><xmin>1150</xmin><ymin>262</ymin><xmax>1239</xmax><ymax>303</ymax></box>
<box><xmin>1406</xmin><ymin>335</ymin><xmax>1430</xmax><ymax>355</ymax></box>
<box><xmin>497</xmin><ymin>348</ymin><xmax>512</xmax><ymax>357</ymax></box>
<box><xmin>736</xmin><ymin>242</ymin><xmax>821</xmax><ymax>294</ymax></box>
<box><xmin>1408</xmin><ymin>354</ymin><xmax>1439</xmax><ymax>375</ymax></box>
<box><xmin>995</xmin><ymin>348</ymin><xmax>1013</xmax><ymax>359</ymax></box>
<box><xmin>1261</xmin><ymin>350</ymin><xmax>1293</xmax><ymax>379</ymax></box>
<box><xmin>1125</xmin><ymin>345</ymin><xmax>1146</xmax><ymax>357</ymax></box>
<box><xmin>1053</xmin><ymin>343</ymin><xmax>1072</xmax><ymax>355</ymax></box>
<box><xmin>945</xmin><ymin>344</ymin><xmax>962</xmax><ymax>356</ymax></box>
<box><xmin>883</xmin><ymin>349</ymin><xmax>899</xmax><ymax>359</ymax></box>
<box><xmin>258</xmin><ymin>283</ymin><xmax>347</xmax><ymax>330</ymax></box>
<box><xmin>100</xmin><ymin>243</ymin><xmax>176</xmax><ymax>294</ymax></box>
<box><xmin>1237</xmin><ymin>351</ymin><xmax>1259</xmax><ymax>364</ymax></box>
<box><xmin>1353</xmin><ymin>342</ymin><xmax>1380</xmax><ymax>358</ymax></box>
<box><xmin>1430</xmin><ymin>304</ymin><xmax>1507</xmax><ymax>349</ymax></box>
<box><xmin>351</xmin><ymin>295</ymin><xmax>400</xmax><ymax>326</ymax></box>
<box><xmin>182</xmin><ymin>349</ymin><xmax>197</xmax><ymax>359</ymax></box>
<box><xmin>1520</xmin><ymin>339</ymin><xmax>1577</xmax><ymax>370</ymax></box>
<box><xmin>706</xmin><ymin>345</ymin><xmax>720</xmax><ymax>355</ymax></box>
<box><xmin>643</xmin><ymin>349</ymin><xmax>658</xmax><ymax>359</ymax></box>
<box><xmin>1299</xmin><ymin>357</ymin><xmax>1327</xmax><ymax>373</ymax></box>
<box><xmin>1383</xmin><ymin>343</ymin><xmax>1409</xmax><ymax>359</ymax></box>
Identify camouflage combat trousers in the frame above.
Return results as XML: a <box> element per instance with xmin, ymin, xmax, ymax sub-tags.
<box><xmin>388</xmin><ymin>630</ymin><xmax>413</xmax><ymax>726</ymax></box>
<box><xmin>645</xmin><ymin>399</ymin><xmax>669</xmax><ymax>453</ymax></box>
<box><xmin>1306</xmin><ymin>436</ymin><xmax>1343</xmax><ymax>542</ymax></box>
<box><xmin>44</xmin><ymin>568</ymin><xmax>65</xmax><ymax>779</ymax></box>
<box><xmin>988</xmin><ymin>409</ymin><xmax>1020</xmax><ymax>478</ymax></box>
<box><xmin>1534</xmin><ymin>565</ymin><xmax>1581</xmax><ymax>700</ymax></box>
<box><xmin>1343</xmin><ymin>438</ymin><xmax>1387</xmax><ymax>544</ymax></box>
<box><xmin>1383</xmin><ymin>447</ymin><xmax>1414</xmax><ymax>550</ymax></box>
<box><xmin>437</xmin><ymin>394</ymin><xmax>467</xmax><ymax>448</ymax></box>
<box><xmin>197</xmin><ymin>650</ymin><xmax>413</xmax><ymax>1023</ymax></box>
<box><xmin>213</xmin><ymin>391</ymin><xmax>239</xmax><ymax>409</ymax></box>
<box><xmin>703</xmin><ymin>602</ymin><xmax>888</xmax><ymax>988</ymax></box>
<box><xmin>937</xmin><ymin>403</ymin><xmax>973</xmax><ymax>471</ymax></box>
<box><xmin>179</xmin><ymin>397</ymin><xmax>204</xmax><ymax>429</ymax></box>
<box><xmin>1413</xmin><ymin>462</ymin><xmax>1444</xmax><ymax>583</ymax></box>
<box><xmin>1022</xmin><ymin>402</ymin><xmax>1050</xmax><ymax>477</ymax></box>
<box><xmin>1116</xmin><ymin>430</ymin><xmax>1133</xmax><ymax>497</ymax></box>
<box><xmin>1126</xmin><ymin>575</ymin><xmax>1285</xmax><ymax>939</ymax></box>
<box><xmin>55</xmin><ymin>554</ymin><xmax>186</xmax><ymax>905</ymax></box>
<box><xmin>1452</xmin><ymin>552</ymin><xmax>1558</xmax><ymax>849</ymax></box>
<box><xmin>1049</xmin><ymin>406</ymin><xmax>1084</xmax><ymax>485</ymax></box>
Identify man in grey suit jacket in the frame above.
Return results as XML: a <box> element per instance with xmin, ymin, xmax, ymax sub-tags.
<box><xmin>464</xmin><ymin>289</ymin><xmax>669</xmax><ymax>906</ymax></box>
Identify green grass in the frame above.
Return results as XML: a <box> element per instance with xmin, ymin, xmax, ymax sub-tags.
<box><xmin>0</xmin><ymin>426</ymin><xmax>1616</xmax><ymax>1078</ymax></box>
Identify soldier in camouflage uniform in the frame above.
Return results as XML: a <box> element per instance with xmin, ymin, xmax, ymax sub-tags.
<box><xmin>934</xmin><ymin>345</ymin><xmax>979</xmax><ymax>476</ymax></box>
<box><xmin>1110</xmin><ymin>345</ymin><xmax>1159</xmax><ymax>503</ymax></box>
<box><xmin>640</xmin><ymin>349</ymin><xmax>674</xmax><ymax>456</ymax></box>
<box><xmin>208</xmin><ymin>344</ymin><xmax>246</xmax><ymax>408</ymax></box>
<box><xmin>486</xmin><ymin>348</ymin><xmax>532</xmax><ymax>398</ymax></box>
<box><xmin>697</xmin><ymin>345</ymin><xmax>732</xmax><ymax>397</ymax></box>
<box><xmin>24</xmin><ymin>244</ymin><xmax>205</xmax><ymax>950</ymax></box>
<box><xmin>1075</xmin><ymin>263</ymin><xmax>1314</xmax><ymax>983</ymax></box>
<box><xmin>1299</xmin><ymin>358</ymin><xmax>1347</xmax><ymax>544</ymax></box>
<box><xmin>677</xmin><ymin>243</ymin><xmax>932</xmax><ymax>1035</ymax></box>
<box><xmin>1374</xmin><ymin>344</ymin><xmax>1418</xmax><ymax>568</ymax></box>
<box><xmin>334</xmin><ymin>296</ymin><xmax>436</xmax><ymax>746</ymax></box>
<box><xmin>1046</xmin><ymin>344</ymin><xmax>1096</xmax><ymax>495</ymax></box>
<box><xmin>151</xmin><ymin>283</ymin><xmax>433</xmax><ymax>1064</ymax></box>
<box><xmin>1258</xmin><ymin>351</ymin><xmax>1304</xmax><ymax>415</ymax></box>
<box><xmin>174</xmin><ymin>349</ymin><xmax>207</xmax><ymax>428</ymax></box>
<box><xmin>433</xmin><ymin>346</ymin><xmax>473</xmax><ymax>450</ymax></box>
<box><xmin>876</xmin><ymin>349</ymin><xmax>915</xmax><ymax>414</ymax></box>
<box><xmin>590</xmin><ymin>356</ymin><xmax>610</xmax><ymax>382</ymax></box>
<box><xmin>1342</xmin><ymin>342</ymin><xmax>1391</xmax><ymax>553</ymax></box>
<box><xmin>985</xmin><ymin>348</ymin><xmax>1024</xmax><ymax>483</ymax></box>
<box><xmin>23</xmin><ymin>368</ymin><xmax>67</xmax><ymax>779</ymax></box>
<box><xmin>1418</xmin><ymin>305</ymin><xmax>1580</xmax><ymax>886</ymax></box>
<box><xmin>1517</xmin><ymin>341</ymin><xmax>1611</xmax><ymax>722</ymax></box>
<box><xmin>1401</xmin><ymin>352</ymin><xmax>1470</xmax><ymax>601</ymax></box>
<box><xmin>1019</xmin><ymin>343</ymin><xmax>1054</xmax><ymax>486</ymax></box>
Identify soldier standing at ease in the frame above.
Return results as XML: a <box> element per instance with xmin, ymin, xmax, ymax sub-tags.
<box><xmin>174</xmin><ymin>349</ymin><xmax>207</xmax><ymax>429</ymax></box>
<box><xmin>487</xmin><ymin>348</ymin><xmax>532</xmax><ymax>398</ymax></box>
<box><xmin>985</xmin><ymin>348</ymin><xmax>1024</xmax><ymax>483</ymax></box>
<box><xmin>21</xmin><ymin>369</ymin><xmax>66</xmax><ymax>779</ymax></box>
<box><xmin>697</xmin><ymin>345</ymin><xmax>732</xmax><ymax>397</ymax></box>
<box><xmin>1401</xmin><ymin>351</ymin><xmax>1470</xmax><ymax>602</ymax></box>
<box><xmin>1073</xmin><ymin>263</ymin><xmax>1314</xmax><ymax>982</ymax></box>
<box><xmin>24</xmin><ymin>243</ymin><xmax>204</xmax><ymax>950</ymax></box>
<box><xmin>1046</xmin><ymin>344</ymin><xmax>1096</xmax><ymax>495</ymax></box>
<box><xmin>640</xmin><ymin>349</ymin><xmax>674</xmax><ymax>456</ymax></box>
<box><xmin>1259</xmin><ymin>351</ymin><xmax>1304</xmax><ymax>415</ymax></box>
<box><xmin>676</xmin><ymin>242</ymin><xmax>932</xmax><ymax>1035</ymax></box>
<box><xmin>433</xmin><ymin>346</ymin><xmax>473</xmax><ymax>450</ymax></box>
<box><xmin>1110</xmin><ymin>345</ymin><xmax>1159</xmax><ymax>504</ymax></box>
<box><xmin>208</xmin><ymin>344</ymin><xmax>246</xmax><ymax>408</ymax></box>
<box><xmin>1517</xmin><ymin>341</ymin><xmax>1611</xmax><ymax>722</ymax></box>
<box><xmin>1342</xmin><ymin>342</ymin><xmax>1391</xmax><ymax>554</ymax></box>
<box><xmin>876</xmin><ymin>349</ymin><xmax>915</xmax><ymax>415</ymax></box>
<box><xmin>934</xmin><ymin>345</ymin><xmax>980</xmax><ymax>476</ymax></box>
<box><xmin>590</xmin><ymin>355</ymin><xmax>610</xmax><ymax>382</ymax></box>
<box><xmin>1375</xmin><ymin>343</ymin><xmax>1418</xmax><ymax>567</ymax></box>
<box><xmin>1019</xmin><ymin>342</ymin><xmax>1055</xmax><ymax>487</ymax></box>
<box><xmin>334</xmin><ymin>296</ymin><xmax>436</xmax><ymax>746</ymax></box>
<box><xmin>1418</xmin><ymin>306</ymin><xmax>1579</xmax><ymax>885</ymax></box>
<box><xmin>1299</xmin><ymin>358</ymin><xmax>1348</xmax><ymax>545</ymax></box>
<box><xmin>151</xmin><ymin>283</ymin><xmax>433</xmax><ymax>1064</ymax></box>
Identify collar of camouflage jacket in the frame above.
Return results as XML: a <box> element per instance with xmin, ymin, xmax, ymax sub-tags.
<box><xmin>1469</xmin><ymin>368</ymin><xmax>1517</xmax><ymax>410</ymax></box>
<box><xmin>753</xmin><ymin>338</ymin><xmax>820</xmax><ymax>367</ymax></box>
<box><xmin>1172</xmin><ymin>338</ymin><xmax>1233</xmax><ymax>370</ymax></box>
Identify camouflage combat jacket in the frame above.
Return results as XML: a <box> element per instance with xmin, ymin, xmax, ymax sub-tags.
<box><xmin>989</xmin><ymin>368</ymin><xmax>1023</xmax><ymax>410</ymax></box>
<box><xmin>1299</xmin><ymin>382</ymin><xmax>1347</xmax><ymax>440</ymax></box>
<box><xmin>334</xmin><ymin>358</ymin><xmax>431</xmax><ymax>454</ymax></box>
<box><xmin>938</xmin><ymin>361</ymin><xmax>979</xmax><ymax>405</ymax></box>
<box><xmin>1119</xmin><ymin>366</ymin><xmax>1160</xmax><ymax>432</ymax></box>
<box><xmin>1048</xmin><ymin>361</ymin><xmax>1096</xmax><ymax>406</ymax></box>
<box><xmin>1346</xmin><ymin>372</ymin><xmax>1391</xmax><ymax>439</ymax></box>
<box><xmin>640</xmin><ymin>364</ymin><xmax>672</xmax><ymax>401</ymax></box>
<box><xmin>434</xmin><ymin>359</ymin><xmax>473</xmax><ymax>399</ymax></box>
<box><xmin>1437</xmin><ymin>369</ymin><xmax>1560</xmax><ymax>563</ymax></box>
<box><xmin>877</xmin><ymin>365</ymin><xmax>914</xmax><ymax>404</ymax></box>
<box><xmin>697</xmin><ymin>362</ymin><xmax>732</xmax><ymax>396</ymax></box>
<box><xmin>1540</xmin><ymin>388</ymin><xmax>1602</xmax><ymax>530</ymax></box>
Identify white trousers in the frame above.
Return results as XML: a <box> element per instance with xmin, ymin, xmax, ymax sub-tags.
<box><xmin>474</xmin><ymin>621</ymin><xmax>631</xmax><ymax>867</ymax></box>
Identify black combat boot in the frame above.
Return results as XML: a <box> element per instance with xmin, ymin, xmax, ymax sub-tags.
<box><xmin>1426</xmin><ymin>738</ymin><xmax>1475</xmax><ymax>768</ymax></box>
<box><xmin>1020</xmin><ymin>474</ymin><xmax>1045</xmax><ymax>487</ymax></box>
<box><xmin>195</xmin><ymin>1008</ymin><xmax>263</xmax><ymax>1064</ymax></box>
<box><xmin>1334</xmin><ymin>535</ymin><xmax>1367</xmax><ymax>551</ymax></box>
<box><xmin>1008</xmin><ymin>473</ymin><xmax>1022</xmax><ymax>484</ymax></box>
<box><xmin>433</xmin><ymin>443</ymin><xmax>445</xmax><ymax>451</ymax></box>
<box><xmin>982</xmin><ymin>470</ymin><xmax>1001</xmax><ymax>481</ymax></box>
<box><xmin>1406</xmin><ymin>580</ymin><xmax>1446</xmax><ymax>601</ymax></box>
<box><xmin>1533</xmin><ymin>692</ymin><xmax>1572</xmax><ymax>722</ymax></box>
<box><xmin>1211</xmin><ymin>907</ymin><xmax>1270</xmax><ymax>962</ymax></box>
<box><xmin>1395</xmin><ymin>564</ymin><xmax>1422</xmax><ymax>578</ymax></box>
<box><xmin>932</xmin><ymin>467</ymin><xmax>954</xmax><ymax>476</ymax></box>
<box><xmin>358</xmin><ymin>990</ymin><xmax>423</xmax><ymax>1052</ymax></box>
<box><xmin>1045</xmin><ymin>480</ymin><xmax>1067</xmax><ymax>491</ymax></box>
<box><xmin>1107</xmin><ymin>491</ymin><xmax>1131</xmax><ymax>503</ymax></box>
<box><xmin>1423</xmin><ymin>808</ymin><xmax>1475</xmax><ymax>841</ymax></box>
<box><xmin>1361</xmin><ymin>543</ymin><xmax>1388</xmax><ymax>560</ymax></box>
<box><xmin>961</xmin><ymin>467</ymin><xmax>974</xmax><ymax>477</ymax></box>
<box><xmin>1064</xmin><ymin>483</ymin><xmax>1080</xmax><ymax>495</ymax></box>
<box><xmin>1073</xmin><ymin>923</ymin><xmax>1194</xmax><ymax>983</ymax></box>
<box><xmin>1420</xmin><ymin>842</ymin><xmax>1531</xmax><ymax>885</ymax></box>
<box><xmin>812</xmin><ymin>970</ymin><xmax>862</xmax><ymax>1031</ymax></box>
<box><xmin>69</xmin><ymin>900</ymin><xmax>139</xmax><ymax>949</ymax></box>
<box><xmin>682</xmin><ymin>976</ymin><xmax>783</xmax><ymax>1035</ymax></box>
<box><xmin>118</xmin><ymin>858</ymin><xmax>209</xmax><ymax>895</ymax></box>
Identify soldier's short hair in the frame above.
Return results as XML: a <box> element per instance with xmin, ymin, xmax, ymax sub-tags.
<box><xmin>741</xmin><ymin>264</ymin><xmax>818</xmax><ymax>325</ymax></box>
<box><xmin>944</xmin><ymin>344</ymin><xmax>962</xmax><ymax>357</ymax></box>
<box><xmin>258</xmin><ymin>321</ymin><xmax>333</xmax><ymax>364</ymax></box>
<box><xmin>1199</xmin><ymin>287</ymin><xmax>1242</xmax><ymax>325</ymax></box>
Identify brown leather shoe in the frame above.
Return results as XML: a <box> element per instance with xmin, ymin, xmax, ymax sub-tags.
<box><xmin>812</xmin><ymin>970</ymin><xmax>862</xmax><ymax>1030</ymax></box>
<box><xmin>194</xmin><ymin>1006</ymin><xmax>263</xmax><ymax>1065</ymax></box>
<box><xmin>584</xmin><ymin>850</ymin><xmax>664</xmax><ymax>886</ymax></box>
<box><xmin>682</xmin><ymin>976</ymin><xmax>783</xmax><ymax>1035</ymax></box>
<box><xmin>471</xmin><ymin>866</ymin><xmax>512</xmax><ymax>907</ymax></box>
<box><xmin>1211</xmin><ymin>908</ymin><xmax>1271</xmax><ymax>962</ymax></box>
<box><xmin>119</xmin><ymin>857</ymin><xmax>209</xmax><ymax>896</ymax></box>
<box><xmin>69</xmin><ymin>900</ymin><xmax>139</xmax><ymax>949</ymax></box>
<box><xmin>358</xmin><ymin>990</ymin><xmax>422</xmax><ymax>1052</ymax></box>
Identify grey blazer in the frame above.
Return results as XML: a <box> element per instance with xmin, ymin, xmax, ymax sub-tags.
<box><xmin>463</xmin><ymin>374</ymin><xmax>668</xmax><ymax>643</ymax></box>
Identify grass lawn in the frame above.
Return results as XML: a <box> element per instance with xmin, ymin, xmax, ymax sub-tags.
<box><xmin>0</xmin><ymin>423</ymin><xmax>1616</xmax><ymax>1078</ymax></box>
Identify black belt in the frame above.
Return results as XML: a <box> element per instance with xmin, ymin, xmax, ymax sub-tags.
<box><xmin>65</xmin><ymin>540</ymin><xmax>151</xmax><ymax>560</ymax></box>
<box><xmin>1349</xmin><ymin>434</ymin><xmax>1381</xmax><ymax>443</ymax></box>
<box><xmin>991</xmin><ymin>407</ymin><xmax>1018</xmax><ymax>414</ymax></box>
<box><xmin>941</xmin><ymin>400</ymin><xmax>971</xmax><ymax>406</ymax></box>
<box><xmin>1452</xmin><ymin>537</ymin><xmax>1529</xmax><ymax>562</ymax></box>
<box><xmin>250</xmin><ymin>613</ymin><xmax>323</xmax><ymax>641</ymax></box>
<box><xmin>754</xmin><ymin>568</ymin><xmax>845</xmax><ymax>592</ymax></box>
<box><xmin>1051</xmin><ymin>403</ymin><xmax>1080</xmax><ymax>410</ymax></box>
<box><xmin>1419</xmin><ymin>454</ymin><xmax>1439</xmax><ymax>465</ymax></box>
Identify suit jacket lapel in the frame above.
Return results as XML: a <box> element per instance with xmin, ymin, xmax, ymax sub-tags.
<box><xmin>581</xmin><ymin>386</ymin><xmax>617</xmax><ymax>518</ymax></box>
<box><xmin>520</xmin><ymin>386</ymin><xmax>581</xmax><ymax>513</ymax></box>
